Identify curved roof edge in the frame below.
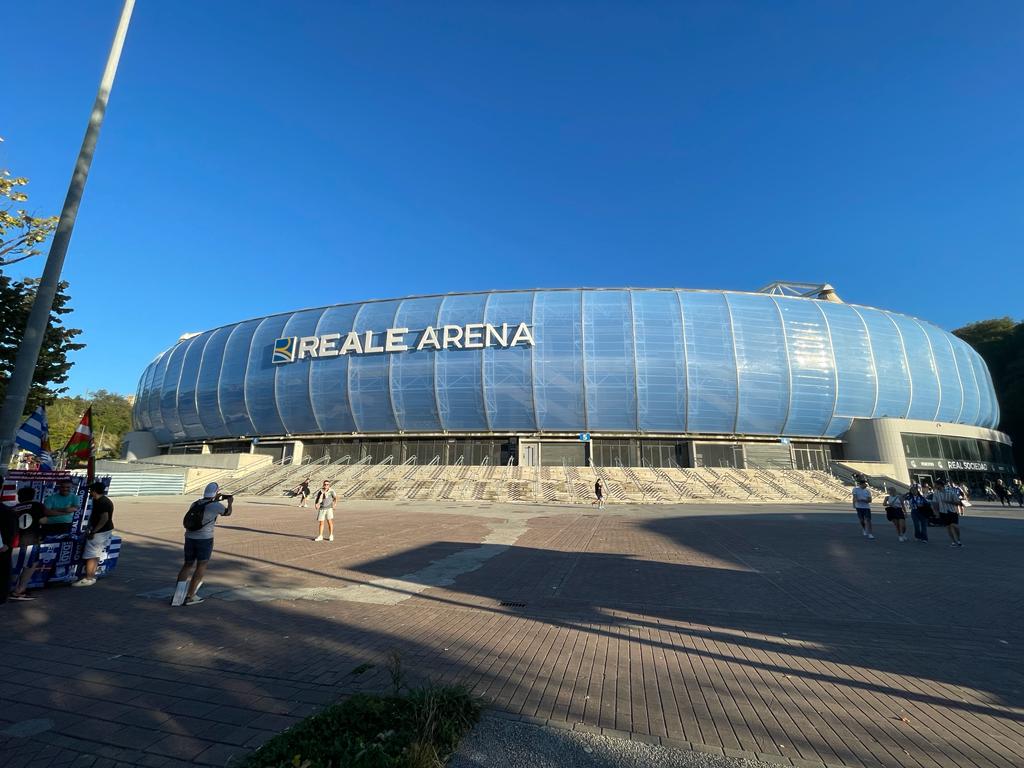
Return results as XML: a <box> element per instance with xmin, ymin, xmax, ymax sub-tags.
<box><xmin>155</xmin><ymin>285</ymin><xmax>949</xmax><ymax>354</ymax></box>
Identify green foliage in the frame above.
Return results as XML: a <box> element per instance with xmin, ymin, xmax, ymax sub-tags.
<box><xmin>0</xmin><ymin>273</ymin><xmax>84</xmax><ymax>410</ymax></box>
<box><xmin>954</xmin><ymin>317</ymin><xmax>1024</xmax><ymax>469</ymax></box>
<box><xmin>1</xmin><ymin>137</ymin><xmax>58</xmax><ymax>267</ymax></box>
<box><xmin>0</xmin><ymin>137</ymin><xmax>82</xmax><ymax>412</ymax></box>
<box><xmin>48</xmin><ymin>390</ymin><xmax>133</xmax><ymax>459</ymax></box>
<box><xmin>243</xmin><ymin>685</ymin><xmax>481</xmax><ymax>768</ymax></box>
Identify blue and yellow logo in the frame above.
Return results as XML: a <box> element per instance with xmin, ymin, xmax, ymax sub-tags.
<box><xmin>272</xmin><ymin>337</ymin><xmax>297</xmax><ymax>364</ymax></box>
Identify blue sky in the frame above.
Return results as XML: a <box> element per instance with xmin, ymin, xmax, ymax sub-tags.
<box><xmin>4</xmin><ymin>1</ymin><xmax>1022</xmax><ymax>397</ymax></box>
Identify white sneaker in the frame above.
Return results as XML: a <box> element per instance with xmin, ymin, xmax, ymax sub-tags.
<box><xmin>862</xmin><ymin>531</ymin><xmax>869</xmax><ymax>537</ymax></box>
<box><xmin>72</xmin><ymin>578</ymin><xmax>96</xmax><ymax>587</ymax></box>
<box><xmin>313</xmin><ymin>535</ymin><xmax>324</xmax><ymax>542</ymax></box>
<box><xmin>328</xmin><ymin>534</ymin><xmax>334</xmax><ymax>542</ymax></box>
<box><xmin>867</xmin><ymin>534</ymin><xmax>875</xmax><ymax>539</ymax></box>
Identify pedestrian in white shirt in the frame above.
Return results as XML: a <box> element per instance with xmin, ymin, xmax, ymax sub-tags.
<box><xmin>852</xmin><ymin>479</ymin><xmax>875</xmax><ymax>539</ymax></box>
<box><xmin>931</xmin><ymin>478</ymin><xmax>964</xmax><ymax>547</ymax></box>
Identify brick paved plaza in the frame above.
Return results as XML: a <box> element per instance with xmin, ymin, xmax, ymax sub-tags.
<box><xmin>2</xmin><ymin>497</ymin><xmax>1023</xmax><ymax>768</ymax></box>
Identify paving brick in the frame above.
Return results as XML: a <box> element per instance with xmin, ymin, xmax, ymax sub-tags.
<box><xmin>193</xmin><ymin>743</ymin><xmax>249</xmax><ymax>767</ymax></box>
<box><xmin>3</xmin><ymin>499</ymin><xmax>1023</xmax><ymax>768</ymax></box>
<box><xmin>145</xmin><ymin>735</ymin><xmax>217</xmax><ymax>761</ymax></box>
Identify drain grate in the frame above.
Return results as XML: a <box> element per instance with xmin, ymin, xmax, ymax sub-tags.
<box><xmin>499</xmin><ymin>601</ymin><xmax>527</xmax><ymax>608</ymax></box>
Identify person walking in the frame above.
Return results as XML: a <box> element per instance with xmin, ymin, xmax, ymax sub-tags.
<box><xmin>852</xmin><ymin>479</ymin><xmax>875</xmax><ymax>539</ymax></box>
<box><xmin>8</xmin><ymin>487</ymin><xmax>47</xmax><ymax>601</ymax></box>
<box><xmin>994</xmin><ymin>479</ymin><xmax>1009</xmax><ymax>507</ymax></box>
<box><xmin>593</xmin><ymin>478</ymin><xmax>605</xmax><ymax>509</ymax></box>
<box><xmin>295</xmin><ymin>477</ymin><xmax>311</xmax><ymax>508</ymax></box>
<box><xmin>313</xmin><ymin>480</ymin><xmax>337</xmax><ymax>541</ymax></box>
<box><xmin>173</xmin><ymin>482</ymin><xmax>233</xmax><ymax>606</ymax></box>
<box><xmin>906</xmin><ymin>483</ymin><xmax>930</xmax><ymax>543</ymax></box>
<box><xmin>0</xmin><ymin>500</ymin><xmax>14</xmax><ymax>605</ymax></box>
<box><xmin>72</xmin><ymin>482</ymin><xmax>114</xmax><ymax>587</ymax></box>
<box><xmin>1012</xmin><ymin>479</ymin><xmax>1024</xmax><ymax>508</ymax></box>
<box><xmin>932</xmin><ymin>478</ymin><xmax>963</xmax><ymax>547</ymax></box>
<box><xmin>883</xmin><ymin>486</ymin><xmax>908</xmax><ymax>542</ymax></box>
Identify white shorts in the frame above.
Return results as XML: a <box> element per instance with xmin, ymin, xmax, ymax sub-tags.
<box><xmin>316</xmin><ymin>508</ymin><xmax>334</xmax><ymax>521</ymax></box>
<box><xmin>83</xmin><ymin>530</ymin><xmax>113</xmax><ymax>559</ymax></box>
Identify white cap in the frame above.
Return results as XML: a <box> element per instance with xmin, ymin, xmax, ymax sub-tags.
<box><xmin>204</xmin><ymin>482</ymin><xmax>219</xmax><ymax>499</ymax></box>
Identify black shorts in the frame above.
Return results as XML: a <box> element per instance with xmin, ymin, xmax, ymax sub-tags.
<box><xmin>855</xmin><ymin>508</ymin><xmax>871</xmax><ymax>522</ymax></box>
<box><xmin>940</xmin><ymin>511</ymin><xmax>960</xmax><ymax>526</ymax></box>
<box><xmin>885</xmin><ymin>507</ymin><xmax>905</xmax><ymax>521</ymax></box>
<box><xmin>184</xmin><ymin>537</ymin><xmax>214</xmax><ymax>563</ymax></box>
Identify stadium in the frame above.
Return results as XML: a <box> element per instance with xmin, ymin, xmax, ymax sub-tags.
<box><xmin>124</xmin><ymin>283</ymin><xmax>1015</xmax><ymax>495</ymax></box>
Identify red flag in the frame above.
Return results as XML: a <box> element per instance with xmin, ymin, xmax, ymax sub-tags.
<box><xmin>63</xmin><ymin>407</ymin><xmax>93</xmax><ymax>460</ymax></box>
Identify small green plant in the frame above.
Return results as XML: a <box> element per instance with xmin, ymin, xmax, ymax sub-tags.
<box><xmin>386</xmin><ymin>649</ymin><xmax>405</xmax><ymax>696</ymax></box>
<box><xmin>241</xmin><ymin>683</ymin><xmax>480</xmax><ymax>768</ymax></box>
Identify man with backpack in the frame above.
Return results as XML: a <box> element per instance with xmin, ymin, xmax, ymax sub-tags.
<box><xmin>172</xmin><ymin>482</ymin><xmax>233</xmax><ymax>606</ymax></box>
<box><xmin>312</xmin><ymin>480</ymin><xmax>336</xmax><ymax>542</ymax></box>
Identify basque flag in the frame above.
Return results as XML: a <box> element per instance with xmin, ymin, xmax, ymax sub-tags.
<box><xmin>14</xmin><ymin>406</ymin><xmax>54</xmax><ymax>470</ymax></box>
<box><xmin>63</xmin><ymin>407</ymin><xmax>93</xmax><ymax>460</ymax></box>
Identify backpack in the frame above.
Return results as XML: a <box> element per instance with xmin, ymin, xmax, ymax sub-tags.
<box><xmin>183</xmin><ymin>498</ymin><xmax>216</xmax><ymax>532</ymax></box>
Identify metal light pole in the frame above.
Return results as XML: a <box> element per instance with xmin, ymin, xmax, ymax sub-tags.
<box><xmin>0</xmin><ymin>0</ymin><xmax>135</xmax><ymax>474</ymax></box>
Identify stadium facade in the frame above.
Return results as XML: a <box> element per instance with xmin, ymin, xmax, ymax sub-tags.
<box><xmin>127</xmin><ymin>286</ymin><xmax>1015</xmax><ymax>487</ymax></box>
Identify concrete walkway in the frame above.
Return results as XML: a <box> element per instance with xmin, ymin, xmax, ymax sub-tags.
<box><xmin>2</xmin><ymin>497</ymin><xmax>1023</xmax><ymax>768</ymax></box>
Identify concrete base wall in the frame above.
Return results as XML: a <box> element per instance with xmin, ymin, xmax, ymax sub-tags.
<box><xmin>842</xmin><ymin>417</ymin><xmax>1012</xmax><ymax>485</ymax></box>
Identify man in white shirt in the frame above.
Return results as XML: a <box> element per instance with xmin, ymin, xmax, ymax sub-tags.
<box><xmin>931</xmin><ymin>478</ymin><xmax>964</xmax><ymax>547</ymax></box>
<box><xmin>852</xmin><ymin>479</ymin><xmax>875</xmax><ymax>539</ymax></box>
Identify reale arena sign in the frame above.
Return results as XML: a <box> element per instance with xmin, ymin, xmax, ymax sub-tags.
<box><xmin>272</xmin><ymin>322</ymin><xmax>535</xmax><ymax>364</ymax></box>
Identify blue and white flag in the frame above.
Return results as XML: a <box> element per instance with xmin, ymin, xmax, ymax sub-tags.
<box><xmin>15</xmin><ymin>406</ymin><xmax>54</xmax><ymax>470</ymax></box>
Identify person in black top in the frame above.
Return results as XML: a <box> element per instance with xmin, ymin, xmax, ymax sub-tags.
<box><xmin>73</xmin><ymin>482</ymin><xmax>114</xmax><ymax>588</ymax></box>
<box><xmin>0</xmin><ymin>498</ymin><xmax>16</xmax><ymax>605</ymax></box>
<box><xmin>9</xmin><ymin>486</ymin><xmax>47</xmax><ymax>601</ymax></box>
<box><xmin>295</xmin><ymin>477</ymin><xmax>311</xmax><ymax>508</ymax></box>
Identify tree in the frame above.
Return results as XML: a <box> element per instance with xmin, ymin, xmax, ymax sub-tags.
<box><xmin>0</xmin><ymin>138</ymin><xmax>84</xmax><ymax>412</ymax></box>
<box><xmin>49</xmin><ymin>390</ymin><xmax>134</xmax><ymax>460</ymax></box>
<box><xmin>0</xmin><ymin>273</ymin><xmax>85</xmax><ymax>410</ymax></box>
<box><xmin>1</xmin><ymin>137</ymin><xmax>58</xmax><ymax>267</ymax></box>
<box><xmin>954</xmin><ymin>317</ymin><xmax>1024</xmax><ymax>471</ymax></box>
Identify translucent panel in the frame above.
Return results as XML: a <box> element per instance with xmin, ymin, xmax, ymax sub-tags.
<box><xmin>349</xmin><ymin>301</ymin><xmax>400</xmax><ymax>432</ymax></box>
<box><xmin>777</xmin><ymin>298</ymin><xmax>834</xmax><ymax>436</ymax></box>
<box><xmin>134</xmin><ymin>360</ymin><xmax>157</xmax><ymax>431</ymax></box>
<box><xmin>159</xmin><ymin>342</ymin><xmax>189</xmax><ymax>440</ymax></box>
<box><xmin>582</xmin><ymin>291</ymin><xmax>636</xmax><ymax>431</ymax></box>
<box><xmin>177</xmin><ymin>333</ymin><xmax>209</xmax><ymax>440</ymax></box>
<box><xmin>980</xmin><ymin>356</ymin><xmax>1001</xmax><ymax>427</ymax></box>
<box><xmin>147</xmin><ymin>350</ymin><xmax>172</xmax><ymax>443</ymax></box>
<box><xmin>310</xmin><ymin>304</ymin><xmax>358</xmax><ymax>433</ymax></box>
<box><xmin>632</xmin><ymin>291</ymin><xmax>686</xmax><ymax>433</ymax></box>
<box><xmin>533</xmin><ymin>291</ymin><xmax>585</xmax><ymax>431</ymax></box>
<box><xmin>245</xmin><ymin>315</ymin><xmax>290</xmax><ymax>436</ymax></box>
<box><xmin>969</xmin><ymin>347</ymin><xmax>996</xmax><ymax>427</ymax></box>
<box><xmin>436</xmin><ymin>293</ymin><xmax>488</xmax><ymax>431</ymax></box>
<box><xmin>856</xmin><ymin>307</ymin><xmax>911</xmax><ymax>419</ymax></box>
<box><xmin>132</xmin><ymin>363</ymin><xmax>148</xmax><ymax>431</ymax></box>
<box><xmin>196</xmin><ymin>326</ymin><xmax>231</xmax><ymax>437</ymax></box>
<box><xmin>950</xmin><ymin>338</ymin><xmax>981</xmax><ymax>426</ymax></box>
<box><xmin>889</xmin><ymin>314</ymin><xmax>940</xmax><ymax>420</ymax></box>
<box><xmin>218</xmin><ymin>320</ymin><xmax>260</xmax><ymax>437</ymax></box>
<box><xmin>728</xmin><ymin>293</ymin><xmax>788</xmax><ymax>435</ymax></box>
<box><xmin>680</xmin><ymin>291</ymin><xmax>737</xmax><ymax>433</ymax></box>
<box><xmin>818</xmin><ymin>303</ymin><xmax>875</xmax><ymax>434</ymax></box>
<box><xmin>483</xmin><ymin>292</ymin><xmax>536</xmax><ymax>431</ymax></box>
<box><xmin>921</xmin><ymin>323</ymin><xmax>963</xmax><ymax>423</ymax></box>
<box><xmin>276</xmin><ymin>308</ymin><xmax>326</xmax><ymax>435</ymax></box>
<box><xmin>391</xmin><ymin>297</ymin><xmax>443</xmax><ymax>431</ymax></box>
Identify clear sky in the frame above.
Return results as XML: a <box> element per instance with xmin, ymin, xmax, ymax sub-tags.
<box><xmin>4</xmin><ymin>1</ymin><xmax>1022</xmax><ymax>398</ymax></box>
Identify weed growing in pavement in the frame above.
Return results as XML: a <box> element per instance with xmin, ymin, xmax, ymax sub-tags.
<box><xmin>241</xmin><ymin>682</ymin><xmax>480</xmax><ymax>768</ymax></box>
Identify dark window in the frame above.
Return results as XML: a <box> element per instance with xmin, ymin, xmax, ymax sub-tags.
<box><xmin>694</xmin><ymin>442</ymin><xmax>745</xmax><ymax>468</ymax></box>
